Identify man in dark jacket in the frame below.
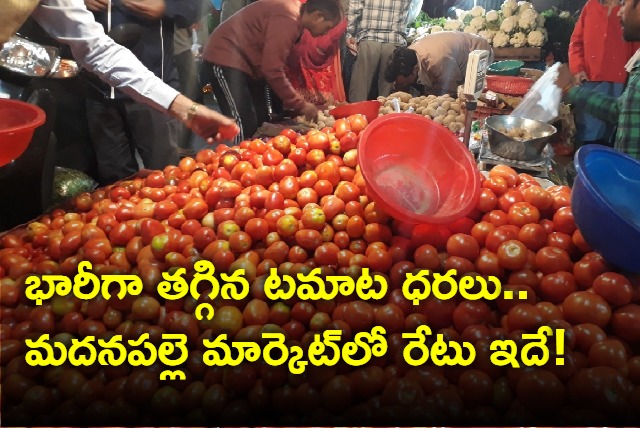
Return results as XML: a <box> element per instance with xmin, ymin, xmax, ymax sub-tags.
<box><xmin>85</xmin><ymin>0</ymin><xmax>201</xmax><ymax>185</ymax></box>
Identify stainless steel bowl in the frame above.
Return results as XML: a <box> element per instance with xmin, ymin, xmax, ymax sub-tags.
<box><xmin>485</xmin><ymin>115</ymin><xmax>557</xmax><ymax>161</ymax></box>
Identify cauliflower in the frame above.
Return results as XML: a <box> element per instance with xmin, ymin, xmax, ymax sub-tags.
<box><xmin>430</xmin><ymin>25</ymin><xmax>443</xmax><ymax>33</ymax></box>
<box><xmin>527</xmin><ymin>29</ymin><xmax>545</xmax><ymax>47</ymax></box>
<box><xmin>478</xmin><ymin>30</ymin><xmax>497</xmax><ymax>43</ymax></box>
<box><xmin>501</xmin><ymin>0</ymin><xmax>518</xmax><ymax>17</ymax></box>
<box><xmin>536</xmin><ymin>14</ymin><xmax>546</xmax><ymax>28</ymax></box>
<box><xmin>518</xmin><ymin>8</ymin><xmax>538</xmax><ymax>30</ymax></box>
<box><xmin>416</xmin><ymin>26</ymin><xmax>429</xmax><ymax>37</ymax></box>
<box><xmin>486</xmin><ymin>10</ymin><xmax>500</xmax><ymax>23</ymax></box>
<box><xmin>559</xmin><ymin>10</ymin><xmax>571</xmax><ymax>18</ymax></box>
<box><xmin>471</xmin><ymin>16</ymin><xmax>486</xmax><ymax>31</ymax></box>
<box><xmin>464</xmin><ymin>25</ymin><xmax>478</xmax><ymax>33</ymax></box>
<box><xmin>500</xmin><ymin>15</ymin><xmax>518</xmax><ymax>33</ymax></box>
<box><xmin>457</xmin><ymin>10</ymin><xmax>469</xmax><ymax>21</ymax></box>
<box><xmin>470</xmin><ymin>5</ymin><xmax>485</xmax><ymax>17</ymax></box>
<box><xmin>444</xmin><ymin>19</ymin><xmax>464</xmax><ymax>31</ymax></box>
<box><xmin>492</xmin><ymin>31</ymin><xmax>510</xmax><ymax>48</ymax></box>
<box><xmin>510</xmin><ymin>31</ymin><xmax>527</xmax><ymax>48</ymax></box>
<box><xmin>517</xmin><ymin>1</ymin><xmax>534</xmax><ymax>14</ymax></box>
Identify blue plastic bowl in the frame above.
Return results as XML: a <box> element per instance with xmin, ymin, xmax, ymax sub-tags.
<box><xmin>572</xmin><ymin>145</ymin><xmax>640</xmax><ymax>272</ymax></box>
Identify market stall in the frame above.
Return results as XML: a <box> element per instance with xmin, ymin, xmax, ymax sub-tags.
<box><xmin>2</xmin><ymin>0</ymin><xmax>640</xmax><ymax>424</ymax></box>
<box><xmin>2</xmin><ymin>100</ymin><xmax>640</xmax><ymax>425</ymax></box>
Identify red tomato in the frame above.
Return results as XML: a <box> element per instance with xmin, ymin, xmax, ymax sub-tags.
<box><xmin>539</xmin><ymin>271</ymin><xmax>577</xmax><ymax>303</ymax></box>
<box><xmin>489</xmin><ymin>165</ymin><xmax>519</xmax><ymax>187</ymax></box>
<box><xmin>485</xmin><ymin>226</ymin><xmax>519</xmax><ymax>253</ymax></box>
<box><xmin>446</xmin><ymin>233</ymin><xmax>480</xmax><ymax>261</ymax></box>
<box><xmin>573</xmin><ymin>253</ymin><xmax>610</xmax><ymax>289</ymax></box>
<box><xmin>483</xmin><ymin>175</ymin><xmax>508</xmax><ymax>195</ymax></box>
<box><xmin>518</xmin><ymin>223</ymin><xmax>547</xmax><ymax>252</ymax></box>
<box><xmin>498</xmin><ymin>189</ymin><xmax>524</xmax><ymax>212</ymax></box>
<box><xmin>535</xmin><ymin>246</ymin><xmax>573</xmax><ymax>275</ymax></box>
<box><xmin>496</xmin><ymin>240</ymin><xmax>528</xmax><ymax>271</ymax></box>
<box><xmin>592</xmin><ymin>272</ymin><xmax>633</xmax><ymax>306</ymax></box>
<box><xmin>475</xmin><ymin>188</ymin><xmax>498</xmax><ymax>213</ymax></box>
<box><xmin>470</xmin><ymin>221</ymin><xmax>496</xmax><ymax>246</ymax></box>
<box><xmin>552</xmin><ymin>206</ymin><xmax>577</xmax><ymax>235</ymax></box>
<box><xmin>346</xmin><ymin>114</ymin><xmax>368</xmax><ymax>133</ymax></box>
<box><xmin>507</xmin><ymin>202</ymin><xmax>540</xmax><ymax>227</ymax></box>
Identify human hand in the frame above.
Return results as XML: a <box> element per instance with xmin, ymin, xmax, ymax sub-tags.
<box><xmin>85</xmin><ymin>0</ymin><xmax>109</xmax><ymax>12</ymax></box>
<box><xmin>347</xmin><ymin>37</ymin><xmax>358</xmax><ymax>56</ymax></box>
<box><xmin>574</xmin><ymin>71</ymin><xmax>588</xmax><ymax>85</ymax></box>
<box><xmin>300</xmin><ymin>102</ymin><xmax>319</xmax><ymax>122</ymax></box>
<box><xmin>555</xmin><ymin>63</ymin><xmax>575</xmax><ymax>94</ymax></box>
<box><xmin>169</xmin><ymin>94</ymin><xmax>239</xmax><ymax>143</ymax></box>
<box><xmin>122</xmin><ymin>0</ymin><xmax>166</xmax><ymax>19</ymax></box>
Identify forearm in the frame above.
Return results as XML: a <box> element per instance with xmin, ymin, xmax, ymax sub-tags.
<box><xmin>566</xmin><ymin>86</ymin><xmax>619</xmax><ymax>124</ymax></box>
<box><xmin>33</xmin><ymin>0</ymin><xmax>179</xmax><ymax>111</ymax></box>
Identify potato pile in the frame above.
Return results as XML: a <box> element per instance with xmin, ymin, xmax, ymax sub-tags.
<box><xmin>377</xmin><ymin>91</ymin><xmax>466</xmax><ymax>133</ymax></box>
<box><xmin>294</xmin><ymin>109</ymin><xmax>336</xmax><ymax>129</ymax></box>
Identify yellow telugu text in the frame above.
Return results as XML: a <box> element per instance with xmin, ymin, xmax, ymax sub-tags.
<box><xmin>24</xmin><ymin>326</ymin><xmax>565</xmax><ymax>378</ymax></box>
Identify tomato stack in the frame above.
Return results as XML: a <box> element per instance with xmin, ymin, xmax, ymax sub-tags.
<box><xmin>1</xmin><ymin>114</ymin><xmax>640</xmax><ymax>425</ymax></box>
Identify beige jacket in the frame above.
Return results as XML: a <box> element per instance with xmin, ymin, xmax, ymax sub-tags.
<box><xmin>411</xmin><ymin>31</ymin><xmax>493</xmax><ymax>96</ymax></box>
<box><xmin>0</xmin><ymin>0</ymin><xmax>40</xmax><ymax>44</ymax></box>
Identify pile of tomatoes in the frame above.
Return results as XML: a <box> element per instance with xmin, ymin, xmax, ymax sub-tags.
<box><xmin>1</xmin><ymin>114</ymin><xmax>640</xmax><ymax>425</ymax></box>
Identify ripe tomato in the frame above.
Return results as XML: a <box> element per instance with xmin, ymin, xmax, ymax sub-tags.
<box><xmin>573</xmin><ymin>253</ymin><xmax>610</xmax><ymax>289</ymax></box>
<box><xmin>517</xmin><ymin>223</ymin><xmax>547</xmax><ymax>252</ymax></box>
<box><xmin>446</xmin><ymin>233</ymin><xmax>480</xmax><ymax>261</ymax></box>
<box><xmin>552</xmin><ymin>206</ymin><xmax>577</xmax><ymax>235</ymax></box>
<box><xmin>333</xmin><ymin>118</ymin><xmax>351</xmax><ymax>139</ymax></box>
<box><xmin>485</xmin><ymin>226</ymin><xmax>519</xmax><ymax>253</ymax></box>
<box><xmin>271</xmin><ymin>135</ymin><xmax>292</xmax><ymax>155</ymax></box>
<box><xmin>469</xmin><ymin>221</ymin><xmax>495</xmax><ymax>247</ymax></box>
<box><xmin>563</xmin><ymin>291</ymin><xmax>612</xmax><ymax>328</ymax></box>
<box><xmin>475</xmin><ymin>188</ymin><xmax>498</xmax><ymax>213</ymax></box>
<box><xmin>539</xmin><ymin>271</ymin><xmax>577</xmax><ymax>303</ymax></box>
<box><xmin>347</xmin><ymin>114</ymin><xmax>368</xmax><ymax>133</ymax></box>
<box><xmin>572</xmin><ymin>228</ymin><xmax>592</xmax><ymax>253</ymax></box>
<box><xmin>507</xmin><ymin>202</ymin><xmax>540</xmax><ymax>227</ymax></box>
<box><xmin>496</xmin><ymin>240</ymin><xmax>528</xmax><ymax>271</ymax></box>
<box><xmin>482</xmin><ymin>210</ymin><xmax>508</xmax><ymax>227</ymax></box>
<box><xmin>307</xmin><ymin>131</ymin><xmax>330</xmax><ymax>151</ymax></box>
<box><xmin>482</xmin><ymin>175</ymin><xmax>508</xmax><ymax>195</ymax></box>
<box><xmin>592</xmin><ymin>272</ymin><xmax>633</xmax><ymax>306</ymax></box>
<box><xmin>489</xmin><ymin>165</ymin><xmax>518</xmax><ymax>187</ymax></box>
<box><xmin>521</xmin><ymin>185</ymin><xmax>553</xmax><ymax>210</ymax></box>
<box><xmin>498</xmin><ymin>190</ymin><xmax>524</xmax><ymax>212</ymax></box>
<box><xmin>414</xmin><ymin>244</ymin><xmax>441</xmax><ymax>270</ymax></box>
<box><xmin>535</xmin><ymin>246</ymin><xmax>573</xmax><ymax>275</ymax></box>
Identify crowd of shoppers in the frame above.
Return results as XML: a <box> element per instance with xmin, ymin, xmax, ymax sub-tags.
<box><xmin>4</xmin><ymin>0</ymin><xmax>638</xmax><ymax>184</ymax></box>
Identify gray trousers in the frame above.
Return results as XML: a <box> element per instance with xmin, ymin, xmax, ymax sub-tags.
<box><xmin>86</xmin><ymin>99</ymin><xmax>179</xmax><ymax>185</ymax></box>
<box><xmin>348</xmin><ymin>40</ymin><xmax>398</xmax><ymax>102</ymax></box>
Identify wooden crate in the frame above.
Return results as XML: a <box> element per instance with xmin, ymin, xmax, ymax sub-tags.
<box><xmin>493</xmin><ymin>47</ymin><xmax>542</xmax><ymax>62</ymax></box>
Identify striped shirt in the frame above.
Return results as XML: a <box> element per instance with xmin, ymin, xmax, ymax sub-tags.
<box><xmin>347</xmin><ymin>0</ymin><xmax>413</xmax><ymax>45</ymax></box>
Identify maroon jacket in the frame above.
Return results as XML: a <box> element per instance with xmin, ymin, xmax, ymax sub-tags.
<box><xmin>203</xmin><ymin>0</ymin><xmax>306</xmax><ymax>112</ymax></box>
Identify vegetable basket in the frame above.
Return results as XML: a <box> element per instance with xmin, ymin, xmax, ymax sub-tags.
<box><xmin>485</xmin><ymin>75</ymin><xmax>534</xmax><ymax>96</ymax></box>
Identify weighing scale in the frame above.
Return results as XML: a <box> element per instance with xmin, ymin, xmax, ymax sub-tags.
<box><xmin>476</xmin><ymin>131</ymin><xmax>554</xmax><ymax>178</ymax></box>
<box><xmin>462</xmin><ymin>49</ymin><xmax>490</xmax><ymax>148</ymax></box>
<box><xmin>461</xmin><ymin>50</ymin><xmax>554</xmax><ymax>179</ymax></box>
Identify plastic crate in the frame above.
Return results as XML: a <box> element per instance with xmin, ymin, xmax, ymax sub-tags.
<box><xmin>485</xmin><ymin>75</ymin><xmax>534</xmax><ymax>96</ymax></box>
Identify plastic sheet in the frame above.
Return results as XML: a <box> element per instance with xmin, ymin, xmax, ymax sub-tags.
<box><xmin>511</xmin><ymin>62</ymin><xmax>563</xmax><ymax>123</ymax></box>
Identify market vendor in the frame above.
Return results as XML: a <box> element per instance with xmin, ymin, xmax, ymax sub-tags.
<box><xmin>383</xmin><ymin>31</ymin><xmax>493</xmax><ymax>97</ymax></box>
<box><xmin>0</xmin><ymin>0</ymin><xmax>237</xmax><ymax>143</ymax></box>
<box><xmin>202</xmin><ymin>0</ymin><xmax>342</xmax><ymax>144</ymax></box>
<box><xmin>557</xmin><ymin>0</ymin><xmax>640</xmax><ymax>160</ymax></box>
